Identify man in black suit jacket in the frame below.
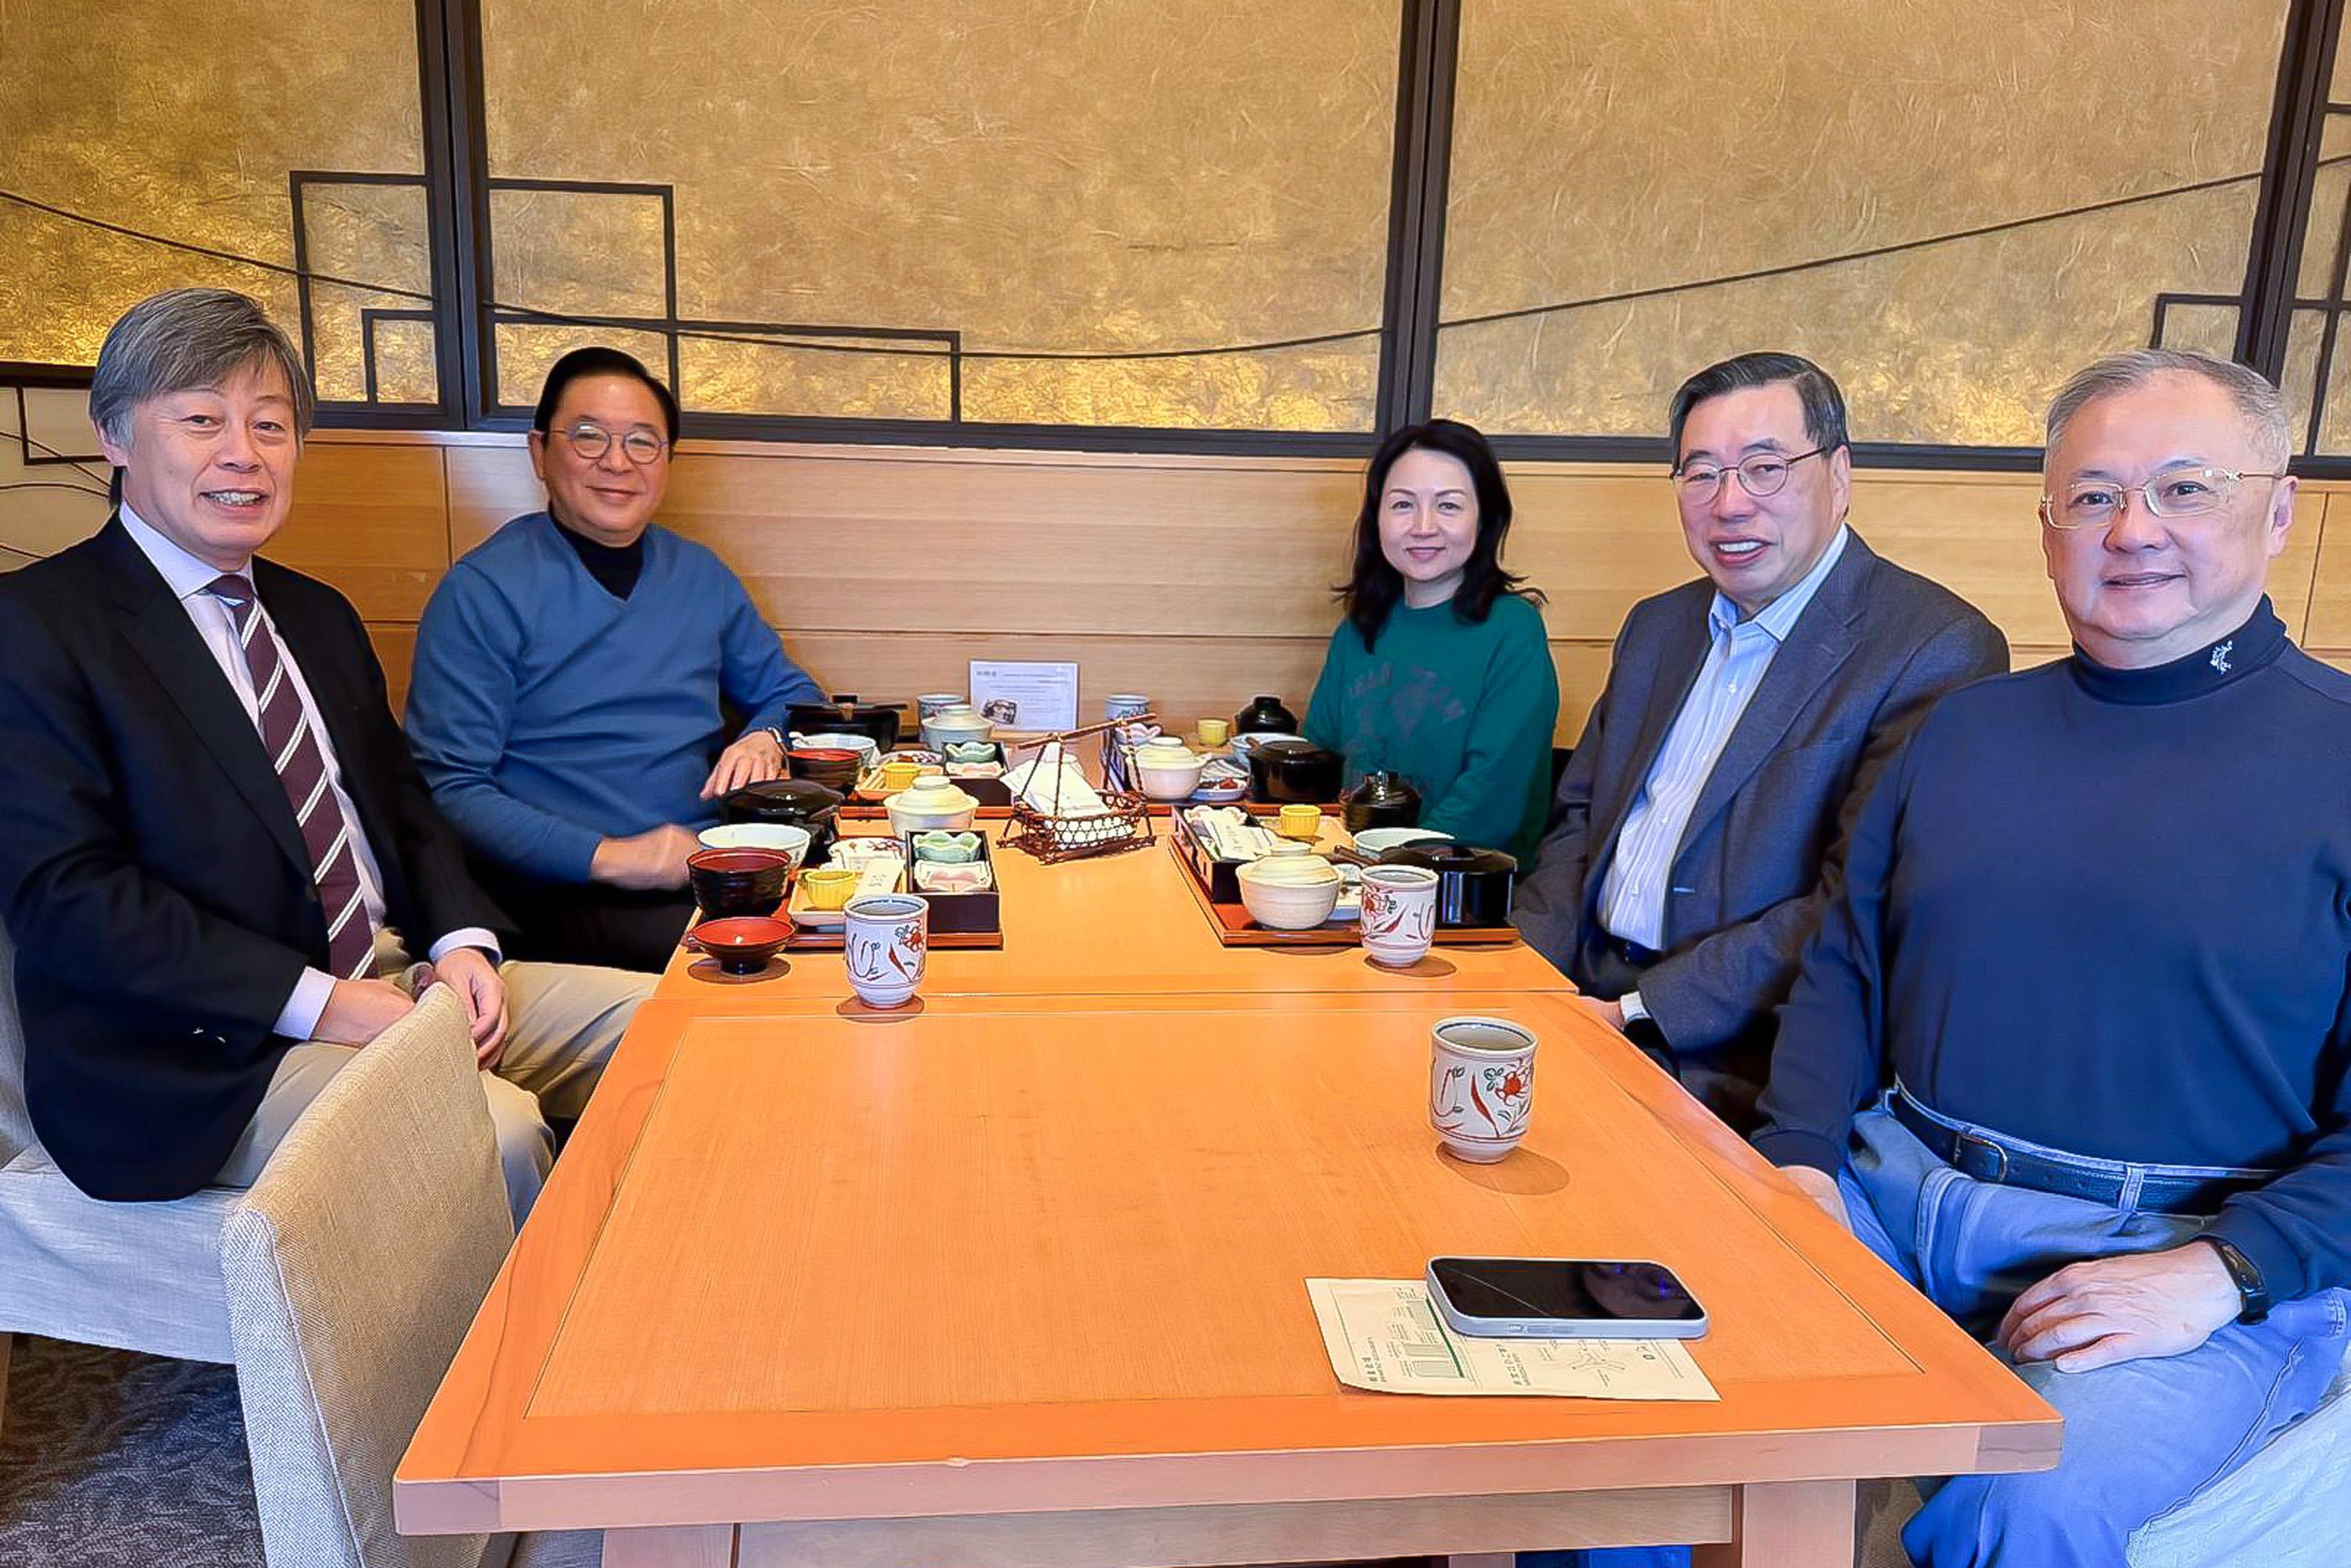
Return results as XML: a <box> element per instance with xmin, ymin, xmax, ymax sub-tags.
<box><xmin>0</xmin><ymin>288</ymin><xmax>646</xmax><ymax>1221</ymax></box>
<box><xmin>1512</xmin><ymin>353</ymin><xmax>2006</xmax><ymax>1121</ymax></box>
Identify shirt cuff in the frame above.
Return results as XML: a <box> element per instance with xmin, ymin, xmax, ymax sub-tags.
<box><xmin>427</xmin><ymin>928</ymin><xmax>503</xmax><ymax>966</ymax></box>
<box><xmin>1618</xmin><ymin>989</ymin><xmax>1650</xmax><ymax>1025</ymax></box>
<box><xmin>275</xmin><ymin>968</ymin><xmax>339</xmax><ymax>1041</ymax></box>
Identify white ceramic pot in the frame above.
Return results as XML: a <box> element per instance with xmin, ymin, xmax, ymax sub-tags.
<box><xmin>1237</xmin><ymin>854</ymin><xmax>1342</xmax><ymax>930</ymax></box>
<box><xmin>1135</xmin><ymin>750</ymin><xmax>1206</xmax><ymax>801</ymax></box>
<box><xmin>885</xmin><ymin>773</ymin><xmax>980</xmax><ymax>832</ymax></box>
<box><xmin>920</xmin><ymin>704</ymin><xmax>994</xmax><ymax>751</ymax></box>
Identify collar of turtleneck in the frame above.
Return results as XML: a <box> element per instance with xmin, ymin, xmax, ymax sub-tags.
<box><xmin>548</xmin><ymin>510</ymin><xmax>647</xmax><ymax>601</ymax></box>
<box><xmin>2067</xmin><ymin>596</ymin><xmax>2288</xmax><ymax>705</ymax></box>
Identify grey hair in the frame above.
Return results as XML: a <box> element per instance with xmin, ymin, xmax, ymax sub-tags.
<box><xmin>2045</xmin><ymin>349</ymin><xmax>2289</xmax><ymax>468</ymax></box>
<box><xmin>88</xmin><ymin>288</ymin><xmax>313</xmax><ymax>447</ymax></box>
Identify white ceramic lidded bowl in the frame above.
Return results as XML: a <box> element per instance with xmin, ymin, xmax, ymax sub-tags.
<box><xmin>920</xmin><ymin>704</ymin><xmax>994</xmax><ymax>751</ymax></box>
<box><xmin>885</xmin><ymin>770</ymin><xmax>980</xmax><ymax>832</ymax></box>
<box><xmin>1134</xmin><ymin>746</ymin><xmax>1207</xmax><ymax>802</ymax></box>
<box><xmin>1236</xmin><ymin>853</ymin><xmax>1344</xmax><ymax>929</ymax></box>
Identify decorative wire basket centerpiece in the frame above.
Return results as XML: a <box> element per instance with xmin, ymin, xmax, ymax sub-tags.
<box><xmin>1000</xmin><ymin>716</ymin><xmax>1158</xmax><ymax>864</ymax></box>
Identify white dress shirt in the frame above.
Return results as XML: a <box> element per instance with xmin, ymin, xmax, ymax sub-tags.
<box><xmin>1598</xmin><ymin>525</ymin><xmax>1850</xmax><ymax>961</ymax></box>
<box><xmin>118</xmin><ymin>507</ymin><xmax>497</xmax><ymax>1037</ymax></box>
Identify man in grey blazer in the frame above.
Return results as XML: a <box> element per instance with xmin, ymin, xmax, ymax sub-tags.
<box><xmin>1512</xmin><ymin>353</ymin><xmax>2007</xmax><ymax>1124</ymax></box>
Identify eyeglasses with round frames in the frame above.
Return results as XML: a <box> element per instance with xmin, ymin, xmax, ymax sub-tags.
<box><xmin>1672</xmin><ymin>446</ymin><xmax>1829</xmax><ymax>505</ymax></box>
<box><xmin>2040</xmin><ymin>466</ymin><xmax>2285</xmax><ymax>530</ymax></box>
<box><xmin>551</xmin><ymin>422</ymin><xmax>668</xmax><ymax>465</ymax></box>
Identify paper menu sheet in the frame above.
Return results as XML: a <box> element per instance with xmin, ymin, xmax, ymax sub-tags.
<box><xmin>1306</xmin><ymin>1279</ymin><xmax>1719</xmax><ymax>1400</ymax></box>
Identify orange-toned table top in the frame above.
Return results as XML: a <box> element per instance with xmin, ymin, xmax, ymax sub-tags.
<box><xmin>657</xmin><ymin>822</ymin><xmax>1573</xmax><ymax>1007</ymax></box>
<box><xmin>398</xmin><ymin>991</ymin><xmax>2054</xmax><ymax>1537</ymax></box>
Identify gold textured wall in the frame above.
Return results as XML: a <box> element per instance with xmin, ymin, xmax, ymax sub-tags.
<box><xmin>0</xmin><ymin>0</ymin><xmax>430</xmax><ymax>400</ymax></box>
<box><xmin>1437</xmin><ymin>0</ymin><xmax>2291</xmax><ymax>445</ymax></box>
<box><xmin>477</xmin><ymin>0</ymin><xmax>1400</xmax><ymax>429</ymax></box>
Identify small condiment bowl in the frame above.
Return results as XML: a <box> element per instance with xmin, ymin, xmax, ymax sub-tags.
<box><xmin>799</xmin><ymin>866</ymin><xmax>862</xmax><ymax>910</ymax></box>
<box><xmin>1276</xmin><ymin>804</ymin><xmax>1324</xmax><ymax>841</ymax></box>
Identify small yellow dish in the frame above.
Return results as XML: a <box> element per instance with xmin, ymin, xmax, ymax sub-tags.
<box><xmin>879</xmin><ymin>759</ymin><xmax>924</xmax><ymax>792</ymax></box>
<box><xmin>1275</xmin><ymin>804</ymin><xmax>1323</xmax><ymax>841</ymax></box>
<box><xmin>799</xmin><ymin>867</ymin><xmax>860</xmax><ymax>910</ymax></box>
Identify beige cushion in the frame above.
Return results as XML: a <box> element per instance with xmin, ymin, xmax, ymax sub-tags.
<box><xmin>0</xmin><ymin>921</ymin><xmax>237</xmax><ymax>1360</ymax></box>
<box><xmin>220</xmin><ymin>985</ymin><xmax>515</xmax><ymax>1568</ymax></box>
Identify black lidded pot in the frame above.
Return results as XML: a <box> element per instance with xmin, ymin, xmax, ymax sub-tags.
<box><xmin>784</xmin><ymin>693</ymin><xmax>903</xmax><ymax>750</ymax></box>
<box><xmin>1342</xmin><ymin>770</ymin><xmax>1422</xmax><ymax>833</ymax></box>
<box><xmin>723</xmin><ymin>778</ymin><xmax>844</xmax><ymax>858</ymax></box>
<box><xmin>1231</xmin><ymin>693</ymin><xmax>1300</xmax><ymax>735</ymax></box>
<box><xmin>1379</xmin><ymin>842</ymin><xmax>1516</xmax><ymax>927</ymax></box>
<box><xmin>1247</xmin><ymin>738</ymin><xmax>1344</xmax><ymax>804</ymax></box>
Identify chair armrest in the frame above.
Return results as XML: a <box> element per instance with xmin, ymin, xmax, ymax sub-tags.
<box><xmin>219</xmin><ymin>984</ymin><xmax>513</xmax><ymax>1568</ymax></box>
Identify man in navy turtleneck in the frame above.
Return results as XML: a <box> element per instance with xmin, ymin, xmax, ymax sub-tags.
<box><xmin>1755</xmin><ymin>349</ymin><xmax>2351</xmax><ymax>1564</ymax></box>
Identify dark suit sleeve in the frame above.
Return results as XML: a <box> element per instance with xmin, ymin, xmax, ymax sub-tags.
<box><xmin>1751</xmin><ymin>725</ymin><xmax>1914</xmax><ymax>1173</ymax></box>
<box><xmin>321</xmin><ymin>588</ymin><xmax>507</xmax><ymax>947</ymax></box>
<box><xmin>0</xmin><ymin>592</ymin><xmax>310</xmax><ymax>1046</ymax></box>
<box><xmin>1634</xmin><ymin>610</ymin><xmax>2009</xmax><ymax>1056</ymax></box>
<box><xmin>1507</xmin><ymin>654</ymin><xmax>1611</xmax><ymax>973</ymax></box>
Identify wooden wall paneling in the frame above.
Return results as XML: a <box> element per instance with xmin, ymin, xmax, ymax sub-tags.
<box><xmin>2298</xmin><ymin>490</ymin><xmax>2351</xmax><ymax>652</ymax></box>
<box><xmin>271</xmin><ymin>443</ymin><xmax>451</xmax><ymax>623</ymax></box>
<box><xmin>447</xmin><ymin>443</ymin><xmax>1367</xmax><ymax>640</ymax></box>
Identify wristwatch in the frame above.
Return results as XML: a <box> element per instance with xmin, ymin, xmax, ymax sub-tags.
<box><xmin>2204</xmin><ymin>1236</ymin><xmax>2272</xmax><ymax>1324</ymax></box>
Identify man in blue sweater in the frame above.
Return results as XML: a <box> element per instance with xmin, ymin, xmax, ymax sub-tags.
<box><xmin>1756</xmin><ymin>349</ymin><xmax>2351</xmax><ymax>1564</ymax></box>
<box><xmin>406</xmin><ymin>348</ymin><xmax>823</xmax><ymax>971</ymax></box>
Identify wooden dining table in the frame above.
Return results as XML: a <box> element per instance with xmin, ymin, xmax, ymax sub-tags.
<box><xmin>399</xmin><ymin>826</ymin><xmax>2056</xmax><ymax>1567</ymax></box>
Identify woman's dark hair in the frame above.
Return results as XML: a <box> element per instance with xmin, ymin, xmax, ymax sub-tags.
<box><xmin>531</xmin><ymin>346</ymin><xmax>681</xmax><ymax>443</ymax></box>
<box><xmin>1336</xmin><ymin>418</ymin><xmax>1541</xmax><ymax>650</ymax></box>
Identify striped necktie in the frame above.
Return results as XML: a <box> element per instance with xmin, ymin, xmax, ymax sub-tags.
<box><xmin>204</xmin><ymin>575</ymin><xmax>377</xmax><ymax>982</ymax></box>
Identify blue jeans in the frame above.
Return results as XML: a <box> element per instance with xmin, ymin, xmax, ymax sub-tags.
<box><xmin>1850</xmin><ymin>1100</ymin><xmax>2347</xmax><ymax>1566</ymax></box>
<box><xmin>1526</xmin><ymin>1100</ymin><xmax>2349</xmax><ymax>1568</ymax></box>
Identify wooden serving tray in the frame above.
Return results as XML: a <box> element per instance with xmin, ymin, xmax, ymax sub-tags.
<box><xmin>1165</xmin><ymin>835</ymin><xmax>1518</xmax><ymax>950</ymax></box>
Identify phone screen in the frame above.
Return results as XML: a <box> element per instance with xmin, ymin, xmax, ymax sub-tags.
<box><xmin>1429</xmin><ymin>1257</ymin><xmax>1704</xmax><ymax>1324</ymax></box>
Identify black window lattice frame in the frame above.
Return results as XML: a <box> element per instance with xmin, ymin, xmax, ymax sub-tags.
<box><xmin>293</xmin><ymin>0</ymin><xmax>2351</xmax><ymax>469</ymax></box>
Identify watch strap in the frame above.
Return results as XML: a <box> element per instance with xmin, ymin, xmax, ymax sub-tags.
<box><xmin>2204</xmin><ymin>1236</ymin><xmax>2272</xmax><ymax>1324</ymax></box>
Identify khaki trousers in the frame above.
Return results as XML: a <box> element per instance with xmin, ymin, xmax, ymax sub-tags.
<box><xmin>214</xmin><ymin>931</ymin><xmax>650</xmax><ymax>1224</ymax></box>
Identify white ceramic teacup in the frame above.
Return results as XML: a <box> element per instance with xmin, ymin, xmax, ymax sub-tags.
<box><xmin>1428</xmin><ymin>1016</ymin><xmax>1536</xmax><ymax>1163</ymax></box>
<box><xmin>843</xmin><ymin>893</ymin><xmax>929</xmax><ymax>1009</ymax></box>
<box><xmin>916</xmin><ymin>693</ymin><xmax>965</xmax><ymax>721</ymax></box>
<box><xmin>1359</xmin><ymin>863</ymin><xmax>1439</xmax><ymax>967</ymax></box>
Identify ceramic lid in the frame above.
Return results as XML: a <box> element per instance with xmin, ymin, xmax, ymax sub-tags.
<box><xmin>893</xmin><ymin>777</ymin><xmax>979</xmax><ymax>811</ymax></box>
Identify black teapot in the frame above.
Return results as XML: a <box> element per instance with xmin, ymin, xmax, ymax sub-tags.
<box><xmin>1231</xmin><ymin>693</ymin><xmax>1299</xmax><ymax>735</ymax></box>
<box><xmin>1342</xmin><ymin>770</ymin><xmax>1422</xmax><ymax>833</ymax></box>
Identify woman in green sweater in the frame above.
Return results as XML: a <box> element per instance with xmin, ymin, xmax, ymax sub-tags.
<box><xmin>1304</xmin><ymin>419</ymin><xmax>1559</xmax><ymax>865</ymax></box>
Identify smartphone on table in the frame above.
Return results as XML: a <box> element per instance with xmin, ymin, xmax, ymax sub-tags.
<box><xmin>1424</xmin><ymin>1255</ymin><xmax>1708</xmax><ymax>1339</ymax></box>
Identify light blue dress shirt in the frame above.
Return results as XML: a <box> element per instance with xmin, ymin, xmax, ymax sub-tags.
<box><xmin>1596</xmin><ymin>526</ymin><xmax>1850</xmax><ymax>952</ymax></box>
